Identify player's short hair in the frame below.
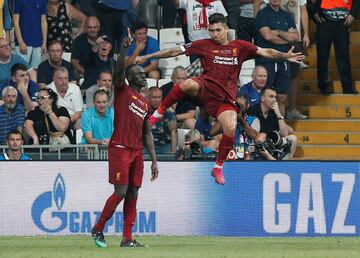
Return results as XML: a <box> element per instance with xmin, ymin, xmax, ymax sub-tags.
<box><xmin>93</xmin><ymin>89</ymin><xmax>109</xmax><ymax>101</ymax></box>
<box><xmin>132</xmin><ymin>20</ymin><xmax>148</xmax><ymax>32</ymax></box>
<box><xmin>125</xmin><ymin>64</ymin><xmax>138</xmax><ymax>79</ymax></box>
<box><xmin>208</xmin><ymin>13</ymin><xmax>227</xmax><ymax>26</ymax></box>
<box><xmin>6</xmin><ymin>129</ymin><xmax>23</xmax><ymax>141</ymax></box>
<box><xmin>11</xmin><ymin>63</ymin><xmax>27</xmax><ymax>76</ymax></box>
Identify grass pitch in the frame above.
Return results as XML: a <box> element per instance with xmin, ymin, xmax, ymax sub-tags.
<box><xmin>1</xmin><ymin>236</ymin><xmax>360</xmax><ymax>258</ymax></box>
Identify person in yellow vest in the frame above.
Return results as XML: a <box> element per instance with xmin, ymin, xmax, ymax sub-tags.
<box><xmin>312</xmin><ymin>0</ymin><xmax>359</xmax><ymax>94</ymax></box>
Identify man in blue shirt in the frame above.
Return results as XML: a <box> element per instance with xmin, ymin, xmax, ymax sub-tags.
<box><xmin>0</xmin><ymin>129</ymin><xmax>31</xmax><ymax>160</ymax></box>
<box><xmin>0</xmin><ymin>38</ymin><xmax>36</xmax><ymax>85</ymax></box>
<box><xmin>81</xmin><ymin>90</ymin><xmax>114</xmax><ymax>145</ymax></box>
<box><xmin>238</xmin><ymin>65</ymin><xmax>268</xmax><ymax>107</ymax></box>
<box><xmin>125</xmin><ymin>21</ymin><xmax>161</xmax><ymax>80</ymax></box>
<box><xmin>13</xmin><ymin>0</ymin><xmax>47</xmax><ymax>68</ymax></box>
<box><xmin>256</xmin><ymin>0</ymin><xmax>300</xmax><ymax>116</ymax></box>
<box><xmin>0</xmin><ymin>86</ymin><xmax>25</xmax><ymax>145</ymax></box>
<box><xmin>0</xmin><ymin>63</ymin><xmax>39</xmax><ymax>111</ymax></box>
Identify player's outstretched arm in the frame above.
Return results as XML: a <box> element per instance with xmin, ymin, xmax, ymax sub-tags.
<box><xmin>114</xmin><ymin>34</ymin><xmax>133</xmax><ymax>89</ymax></box>
<box><xmin>142</xmin><ymin>119</ymin><xmax>159</xmax><ymax>181</ymax></box>
<box><xmin>256</xmin><ymin>46</ymin><xmax>305</xmax><ymax>63</ymax></box>
<box><xmin>135</xmin><ymin>46</ymin><xmax>183</xmax><ymax>65</ymax></box>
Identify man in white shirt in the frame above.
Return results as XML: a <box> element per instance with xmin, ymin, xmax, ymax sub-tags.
<box><xmin>47</xmin><ymin>67</ymin><xmax>83</xmax><ymax>129</ymax></box>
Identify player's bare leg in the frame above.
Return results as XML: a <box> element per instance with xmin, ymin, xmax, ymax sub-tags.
<box><xmin>149</xmin><ymin>78</ymin><xmax>200</xmax><ymax>125</ymax></box>
<box><xmin>211</xmin><ymin>108</ymin><xmax>237</xmax><ymax>185</ymax></box>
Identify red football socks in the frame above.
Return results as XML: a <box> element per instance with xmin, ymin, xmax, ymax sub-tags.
<box><xmin>216</xmin><ymin>134</ymin><xmax>235</xmax><ymax>165</ymax></box>
<box><xmin>123</xmin><ymin>196</ymin><xmax>138</xmax><ymax>241</ymax></box>
<box><xmin>95</xmin><ymin>192</ymin><xmax>123</xmax><ymax>232</ymax></box>
<box><xmin>159</xmin><ymin>84</ymin><xmax>186</xmax><ymax>113</ymax></box>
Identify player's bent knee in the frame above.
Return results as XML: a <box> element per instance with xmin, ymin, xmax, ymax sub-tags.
<box><xmin>114</xmin><ymin>184</ymin><xmax>128</xmax><ymax>197</ymax></box>
<box><xmin>126</xmin><ymin>185</ymin><xmax>139</xmax><ymax>198</ymax></box>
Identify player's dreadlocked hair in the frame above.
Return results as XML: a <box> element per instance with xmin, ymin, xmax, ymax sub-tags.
<box><xmin>208</xmin><ymin>13</ymin><xmax>227</xmax><ymax>26</ymax></box>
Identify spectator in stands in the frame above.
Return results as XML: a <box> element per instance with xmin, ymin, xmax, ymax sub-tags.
<box><xmin>125</xmin><ymin>21</ymin><xmax>161</xmax><ymax>80</ymax></box>
<box><xmin>24</xmin><ymin>88</ymin><xmax>72</xmax><ymax>145</ymax></box>
<box><xmin>222</xmin><ymin>0</ymin><xmax>240</xmax><ymax>32</ymax></box>
<box><xmin>238</xmin><ymin>65</ymin><xmax>267</xmax><ymax>107</ymax></box>
<box><xmin>0</xmin><ymin>86</ymin><xmax>25</xmax><ymax>145</ymax></box>
<box><xmin>175</xmin><ymin>0</ymin><xmax>228</xmax><ymax>63</ymax></box>
<box><xmin>246</xmin><ymin>87</ymin><xmax>297</xmax><ymax>158</ymax></box>
<box><xmin>255</xmin><ymin>0</ymin><xmax>300</xmax><ymax>116</ymax></box>
<box><xmin>312</xmin><ymin>0</ymin><xmax>359</xmax><ymax>94</ymax></box>
<box><xmin>47</xmin><ymin>0</ymin><xmax>87</xmax><ymax>53</ymax></box>
<box><xmin>13</xmin><ymin>0</ymin><xmax>48</xmax><ymax>68</ymax></box>
<box><xmin>37</xmin><ymin>40</ymin><xmax>77</xmax><ymax>88</ymax></box>
<box><xmin>161</xmin><ymin>66</ymin><xmax>196</xmax><ymax>129</ymax></box>
<box><xmin>82</xmin><ymin>32</ymin><xmax>116</xmax><ymax>89</ymax></box>
<box><xmin>47</xmin><ymin>67</ymin><xmax>83</xmax><ymax>129</ymax></box>
<box><xmin>0</xmin><ymin>129</ymin><xmax>31</xmax><ymax>160</ymax></box>
<box><xmin>0</xmin><ymin>38</ymin><xmax>36</xmax><ymax>84</ymax></box>
<box><xmin>174</xmin><ymin>0</ymin><xmax>228</xmax><ymax>42</ymax></box>
<box><xmin>0</xmin><ymin>0</ymin><xmax>12</xmax><ymax>40</ymax></box>
<box><xmin>95</xmin><ymin>0</ymin><xmax>139</xmax><ymax>49</ymax></box>
<box><xmin>86</xmin><ymin>70</ymin><xmax>114</xmax><ymax>108</ymax></box>
<box><xmin>254</xmin><ymin>0</ymin><xmax>310</xmax><ymax>119</ymax></box>
<box><xmin>238</xmin><ymin>0</ymin><xmax>256</xmax><ymax>42</ymax></box>
<box><xmin>149</xmin><ymin>86</ymin><xmax>178</xmax><ymax>153</ymax></box>
<box><xmin>81</xmin><ymin>90</ymin><xmax>114</xmax><ymax>145</ymax></box>
<box><xmin>71</xmin><ymin>16</ymin><xmax>100</xmax><ymax>78</ymax></box>
<box><xmin>0</xmin><ymin>63</ymin><xmax>39</xmax><ymax>111</ymax></box>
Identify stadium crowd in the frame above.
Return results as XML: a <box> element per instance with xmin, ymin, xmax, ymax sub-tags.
<box><xmin>0</xmin><ymin>0</ymin><xmax>358</xmax><ymax>160</ymax></box>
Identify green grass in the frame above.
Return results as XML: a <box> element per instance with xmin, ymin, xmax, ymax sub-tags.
<box><xmin>1</xmin><ymin>236</ymin><xmax>360</xmax><ymax>258</ymax></box>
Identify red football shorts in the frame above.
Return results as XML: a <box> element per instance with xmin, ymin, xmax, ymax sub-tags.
<box><xmin>108</xmin><ymin>145</ymin><xmax>144</xmax><ymax>187</ymax></box>
<box><xmin>191</xmin><ymin>77</ymin><xmax>238</xmax><ymax>118</ymax></box>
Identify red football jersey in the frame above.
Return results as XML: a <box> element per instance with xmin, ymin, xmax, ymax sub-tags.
<box><xmin>109</xmin><ymin>84</ymin><xmax>150</xmax><ymax>150</ymax></box>
<box><xmin>182</xmin><ymin>39</ymin><xmax>258</xmax><ymax>100</ymax></box>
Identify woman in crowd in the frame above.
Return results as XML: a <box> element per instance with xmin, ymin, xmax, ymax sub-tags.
<box><xmin>24</xmin><ymin>88</ymin><xmax>73</xmax><ymax>145</ymax></box>
<box><xmin>47</xmin><ymin>0</ymin><xmax>86</xmax><ymax>52</ymax></box>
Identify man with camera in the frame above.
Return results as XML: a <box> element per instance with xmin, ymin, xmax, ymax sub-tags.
<box><xmin>246</xmin><ymin>87</ymin><xmax>297</xmax><ymax>159</ymax></box>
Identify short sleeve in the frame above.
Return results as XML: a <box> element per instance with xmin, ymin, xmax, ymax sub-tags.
<box><xmin>16</xmin><ymin>105</ymin><xmax>25</xmax><ymax>128</ymax></box>
<box><xmin>26</xmin><ymin>109</ymin><xmax>37</xmax><ymax>122</ymax></box>
<box><xmin>255</xmin><ymin>9</ymin><xmax>269</xmax><ymax>31</ymax></box>
<box><xmin>148</xmin><ymin>37</ymin><xmax>160</xmax><ymax>63</ymax></box>
<box><xmin>12</xmin><ymin>55</ymin><xmax>31</xmax><ymax>69</ymax></box>
<box><xmin>237</xmin><ymin>40</ymin><xmax>258</xmax><ymax>60</ymax></box>
<box><xmin>71</xmin><ymin>85</ymin><xmax>84</xmax><ymax>112</ymax></box>
<box><xmin>80</xmin><ymin>110</ymin><xmax>92</xmax><ymax>132</ymax></box>
<box><xmin>66</xmin><ymin>62</ymin><xmax>77</xmax><ymax>82</ymax></box>
<box><xmin>13</xmin><ymin>0</ymin><xmax>20</xmax><ymax>14</ymax></box>
<box><xmin>28</xmin><ymin>81</ymin><xmax>40</xmax><ymax>101</ymax></box>
<box><xmin>57</xmin><ymin>107</ymin><xmax>71</xmax><ymax>119</ymax></box>
<box><xmin>40</xmin><ymin>0</ymin><xmax>47</xmax><ymax>15</ymax></box>
<box><xmin>182</xmin><ymin>40</ymin><xmax>206</xmax><ymax>57</ymax></box>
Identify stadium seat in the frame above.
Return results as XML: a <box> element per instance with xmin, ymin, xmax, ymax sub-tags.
<box><xmin>76</xmin><ymin>129</ymin><xmax>83</xmax><ymax>144</ymax></box>
<box><xmin>228</xmin><ymin>29</ymin><xmax>236</xmax><ymax>41</ymax></box>
<box><xmin>239</xmin><ymin>59</ymin><xmax>255</xmax><ymax>86</ymax></box>
<box><xmin>158</xmin><ymin>78</ymin><xmax>172</xmax><ymax>87</ymax></box>
<box><xmin>159</xmin><ymin>28</ymin><xmax>185</xmax><ymax>49</ymax></box>
<box><xmin>158</xmin><ymin>55</ymin><xmax>190</xmax><ymax>72</ymax></box>
<box><xmin>147</xmin><ymin>28</ymin><xmax>158</xmax><ymax>40</ymax></box>
<box><xmin>146</xmin><ymin>78</ymin><xmax>157</xmax><ymax>88</ymax></box>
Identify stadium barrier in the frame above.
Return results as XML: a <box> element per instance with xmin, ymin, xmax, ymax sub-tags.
<box><xmin>1</xmin><ymin>161</ymin><xmax>359</xmax><ymax>236</ymax></box>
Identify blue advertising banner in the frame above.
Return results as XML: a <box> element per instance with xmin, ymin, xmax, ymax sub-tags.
<box><xmin>0</xmin><ymin>161</ymin><xmax>359</xmax><ymax>236</ymax></box>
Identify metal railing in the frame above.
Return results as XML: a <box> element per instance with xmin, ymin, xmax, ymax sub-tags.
<box><xmin>0</xmin><ymin>144</ymin><xmax>109</xmax><ymax>160</ymax></box>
